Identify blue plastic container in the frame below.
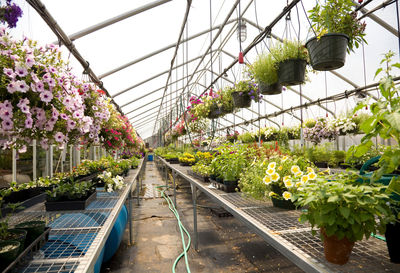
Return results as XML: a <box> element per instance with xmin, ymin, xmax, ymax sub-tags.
<box><xmin>148</xmin><ymin>154</ymin><xmax>153</xmax><ymax>161</ymax></box>
<box><xmin>102</xmin><ymin>204</ymin><xmax>128</xmax><ymax>262</ymax></box>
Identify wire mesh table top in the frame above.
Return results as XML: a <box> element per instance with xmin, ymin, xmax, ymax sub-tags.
<box><xmin>9</xmin><ymin>159</ymin><xmax>145</xmax><ymax>273</ymax></box>
<box><xmin>158</xmin><ymin>156</ymin><xmax>400</xmax><ymax>273</ymax></box>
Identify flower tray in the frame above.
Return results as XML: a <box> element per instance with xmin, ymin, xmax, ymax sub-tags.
<box><xmin>186</xmin><ymin>170</ymin><xmax>209</xmax><ymax>183</ymax></box>
<box><xmin>1</xmin><ymin>227</ymin><xmax>51</xmax><ymax>273</ymax></box>
<box><xmin>1</xmin><ymin>192</ymin><xmax>47</xmax><ymax>219</ymax></box>
<box><xmin>179</xmin><ymin>162</ymin><xmax>194</xmax><ymax>167</ymax></box>
<box><xmin>167</xmin><ymin>158</ymin><xmax>179</xmax><ymax>164</ymax></box>
<box><xmin>45</xmin><ymin>191</ymin><xmax>96</xmax><ymax>211</ymax></box>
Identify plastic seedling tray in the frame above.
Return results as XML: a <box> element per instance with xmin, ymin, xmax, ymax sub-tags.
<box><xmin>186</xmin><ymin>170</ymin><xmax>210</xmax><ymax>182</ymax></box>
<box><xmin>45</xmin><ymin>192</ymin><xmax>97</xmax><ymax>211</ymax></box>
<box><xmin>2</xmin><ymin>227</ymin><xmax>51</xmax><ymax>273</ymax></box>
<box><xmin>1</xmin><ymin>193</ymin><xmax>46</xmax><ymax>218</ymax></box>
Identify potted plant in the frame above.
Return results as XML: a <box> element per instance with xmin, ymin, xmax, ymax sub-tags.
<box><xmin>179</xmin><ymin>153</ymin><xmax>196</xmax><ymax>166</ymax></box>
<box><xmin>0</xmin><ymin>241</ymin><xmax>20</xmax><ymax>270</ymax></box>
<box><xmin>248</xmin><ymin>53</ymin><xmax>282</xmax><ymax>95</ymax></box>
<box><xmin>231</xmin><ymin>79</ymin><xmax>261</xmax><ymax>108</ymax></box>
<box><xmin>14</xmin><ymin>220</ymin><xmax>46</xmax><ymax>245</ymax></box>
<box><xmin>292</xmin><ymin>172</ymin><xmax>394</xmax><ymax>265</ymax></box>
<box><xmin>306</xmin><ymin>0</ymin><xmax>367</xmax><ymax>71</ymax></box>
<box><xmin>270</xmin><ymin>40</ymin><xmax>309</xmax><ymax>86</ymax></box>
<box><xmin>347</xmin><ymin>52</ymin><xmax>400</xmax><ymax>263</ymax></box>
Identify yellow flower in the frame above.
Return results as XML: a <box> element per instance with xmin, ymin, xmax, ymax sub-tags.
<box><xmin>268</xmin><ymin>162</ymin><xmax>276</xmax><ymax>169</ymax></box>
<box><xmin>295</xmin><ymin>182</ymin><xmax>303</xmax><ymax>188</ymax></box>
<box><xmin>282</xmin><ymin>155</ymin><xmax>288</xmax><ymax>162</ymax></box>
<box><xmin>271</xmin><ymin>172</ymin><xmax>280</xmax><ymax>182</ymax></box>
<box><xmin>262</xmin><ymin>159</ymin><xmax>267</xmax><ymax>166</ymax></box>
<box><xmin>283</xmin><ymin>175</ymin><xmax>290</xmax><ymax>183</ymax></box>
<box><xmin>284</xmin><ymin>179</ymin><xmax>293</xmax><ymax>188</ymax></box>
<box><xmin>301</xmin><ymin>175</ymin><xmax>309</xmax><ymax>184</ymax></box>
<box><xmin>282</xmin><ymin>191</ymin><xmax>292</xmax><ymax>200</ymax></box>
<box><xmin>266</xmin><ymin>168</ymin><xmax>275</xmax><ymax>175</ymax></box>
<box><xmin>268</xmin><ymin>192</ymin><xmax>275</xmax><ymax>197</ymax></box>
<box><xmin>307</xmin><ymin>167</ymin><xmax>314</xmax><ymax>173</ymax></box>
<box><xmin>278</xmin><ymin>165</ymin><xmax>283</xmax><ymax>171</ymax></box>
<box><xmin>308</xmin><ymin>172</ymin><xmax>316</xmax><ymax>180</ymax></box>
<box><xmin>263</xmin><ymin>175</ymin><xmax>272</xmax><ymax>185</ymax></box>
<box><xmin>291</xmin><ymin>165</ymin><xmax>300</xmax><ymax>174</ymax></box>
<box><xmin>295</xmin><ymin>171</ymin><xmax>303</xmax><ymax>178</ymax></box>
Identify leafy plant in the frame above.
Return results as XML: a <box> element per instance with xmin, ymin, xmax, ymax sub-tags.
<box><xmin>270</xmin><ymin>40</ymin><xmax>309</xmax><ymax>63</ymax></box>
<box><xmin>308</xmin><ymin>0</ymin><xmax>367</xmax><ymax>52</ymax></box>
<box><xmin>292</xmin><ymin>172</ymin><xmax>394</xmax><ymax>242</ymax></box>
<box><xmin>238</xmin><ymin>131</ymin><xmax>256</xmax><ymax>143</ymax></box>
<box><xmin>247</xmin><ymin>52</ymin><xmax>278</xmax><ymax>85</ymax></box>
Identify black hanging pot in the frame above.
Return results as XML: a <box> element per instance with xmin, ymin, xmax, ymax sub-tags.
<box><xmin>306</xmin><ymin>33</ymin><xmax>349</xmax><ymax>71</ymax></box>
<box><xmin>207</xmin><ymin>103</ymin><xmax>223</xmax><ymax>119</ymax></box>
<box><xmin>231</xmin><ymin>92</ymin><xmax>251</xmax><ymax>108</ymax></box>
<box><xmin>278</xmin><ymin>59</ymin><xmax>307</xmax><ymax>86</ymax></box>
<box><xmin>258</xmin><ymin>81</ymin><xmax>282</xmax><ymax>95</ymax></box>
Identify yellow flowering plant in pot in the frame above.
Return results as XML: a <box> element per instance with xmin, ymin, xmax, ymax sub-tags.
<box><xmin>262</xmin><ymin>155</ymin><xmax>315</xmax><ymax>209</ymax></box>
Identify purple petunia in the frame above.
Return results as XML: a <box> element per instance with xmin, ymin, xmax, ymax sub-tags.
<box><xmin>54</xmin><ymin>132</ymin><xmax>65</xmax><ymax>143</ymax></box>
<box><xmin>40</xmin><ymin>90</ymin><xmax>53</xmax><ymax>103</ymax></box>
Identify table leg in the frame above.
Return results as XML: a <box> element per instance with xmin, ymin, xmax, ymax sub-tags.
<box><xmin>173</xmin><ymin>171</ymin><xmax>177</xmax><ymax>208</ymax></box>
<box><xmin>191</xmin><ymin>184</ymin><xmax>198</xmax><ymax>251</ymax></box>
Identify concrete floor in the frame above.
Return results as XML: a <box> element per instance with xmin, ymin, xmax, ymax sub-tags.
<box><xmin>101</xmin><ymin>161</ymin><xmax>304</xmax><ymax>273</ymax></box>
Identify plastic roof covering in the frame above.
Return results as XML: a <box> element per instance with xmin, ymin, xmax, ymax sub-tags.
<box><xmin>14</xmin><ymin>0</ymin><xmax>400</xmax><ymax>140</ymax></box>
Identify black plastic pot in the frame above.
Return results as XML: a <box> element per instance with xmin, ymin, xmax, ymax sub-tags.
<box><xmin>306</xmin><ymin>33</ymin><xmax>349</xmax><ymax>71</ymax></box>
<box><xmin>315</xmin><ymin>162</ymin><xmax>328</xmax><ymax>168</ymax></box>
<box><xmin>208</xmin><ymin>103</ymin><xmax>223</xmax><ymax>119</ymax></box>
<box><xmin>222</xmin><ymin>180</ymin><xmax>238</xmax><ymax>193</ymax></box>
<box><xmin>1</xmin><ymin>229</ymin><xmax>27</xmax><ymax>254</ymax></box>
<box><xmin>0</xmin><ymin>241</ymin><xmax>20</xmax><ymax>270</ymax></box>
<box><xmin>385</xmin><ymin>220</ymin><xmax>400</xmax><ymax>263</ymax></box>
<box><xmin>258</xmin><ymin>81</ymin><xmax>282</xmax><ymax>95</ymax></box>
<box><xmin>270</xmin><ymin>184</ymin><xmax>296</xmax><ymax>210</ymax></box>
<box><xmin>232</xmin><ymin>91</ymin><xmax>251</xmax><ymax>108</ymax></box>
<box><xmin>278</xmin><ymin>59</ymin><xmax>307</xmax><ymax>86</ymax></box>
<box><xmin>15</xmin><ymin>221</ymin><xmax>45</xmax><ymax>245</ymax></box>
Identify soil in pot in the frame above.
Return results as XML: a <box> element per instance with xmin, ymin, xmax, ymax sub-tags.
<box><xmin>0</xmin><ymin>240</ymin><xmax>20</xmax><ymax>269</ymax></box>
<box><xmin>278</xmin><ymin>59</ymin><xmax>307</xmax><ymax>86</ymax></box>
<box><xmin>385</xmin><ymin>220</ymin><xmax>400</xmax><ymax>263</ymax></box>
<box><xmin>321</xmin><ymin>228</ymin><xmax>355</xmax><ymax>265</ymax></box>
<box><xmin>306</xmin><ymin>33</ymin><xmax>349</xmax><ymax>71</ymax></box>
<box><xmin>232</xmin><ymin>92</ymin><xmax>251</xmax><ymax>108</ymax></box>
<box><xmin>0</xmin><ymin>229</ymin><xmax>27</xmax><ymax>253</ymax></box>
<box><xmin>15</xmin><ymin>220</ymin><xmax>45</xmax><ymax>245</ymax></box>
<box><xmin>258</xmin><ymin>81</ymin><xmax>282</xmax><ymax>95</ymax></box>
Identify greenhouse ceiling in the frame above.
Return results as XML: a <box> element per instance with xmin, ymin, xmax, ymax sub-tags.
<box><xmin>15</xmin><ymin>0</ymin><xmax>400</xmax><ymax>140</ymax></box>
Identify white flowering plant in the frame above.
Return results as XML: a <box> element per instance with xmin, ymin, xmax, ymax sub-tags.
<box><xmin>328</xmin><ymin>116</ymin><xmax>357</xmax><ymax>135</ymax></box>
<box><xmin>97</xmin><ymin>171</ymin><xmax>125</xmax><ymax>192</ymax></box>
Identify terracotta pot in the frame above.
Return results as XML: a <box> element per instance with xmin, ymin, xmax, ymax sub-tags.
<box><xmin>321</xmin><ymin>228</ymin><xmax>355</xmax><ymax>265</ymax></box>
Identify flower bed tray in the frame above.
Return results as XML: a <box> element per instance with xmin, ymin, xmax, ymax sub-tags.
<box><xmin>45</xmin><ymin>192</ymin><xmax>96</xmax><ymax>211</ymax></box>
<box><xmin>186</xmin><ymin>170</ymin><xmax>209</xmax><ymax>182</ymax></box>
<box><xmin>167</xmin><ymin>158</ymin><xmax>179</xmax><ymax>164</ymax></box>
<box><xmin>1</xmin><ymin>227</ymin><xmax>51</xmax><ymax>273</ymax></box>
<box><xmin>1</xmin><ymin>192</ymin><xmax>47</xmax><ymax>218</ymax></box>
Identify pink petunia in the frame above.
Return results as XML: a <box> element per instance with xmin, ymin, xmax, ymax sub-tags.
<box><xmin>7</xmin><ymin>82</ymin><xmax>17</xmax><ymax>93</ymax></box>
<box><xmin>15</xmin><ymin>66</ymin><xmax>28</xmax><ymax>77</ymax></box>
<box><xmin>15</xmin><ymin>80</ymin><xmax>29</xmax><ymax>93</ymax></box>
<box><xmin>54</xmin><ymin>132</ymin><xmax>65</xmax><ymax>143</ymax></box>
<box><xmin>3</xmin><ymin>68</ymin><xmax>15</xmax><ymax>78</ymax></box>
<box><xmin>1</xmin><ymin>118</ymin><xmax>13</xmax><ymax>130</ymax></box>
<box><xmin>40</xmin><ymin>90</ymin><xmax>53</xmax><ymax>103</ymax></box>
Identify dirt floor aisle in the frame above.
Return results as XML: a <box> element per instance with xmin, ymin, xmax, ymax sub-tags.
<box><xmin>101</xmin><ymin>161</ymin><xmax>304</xmax><ymax>273</ymax></box>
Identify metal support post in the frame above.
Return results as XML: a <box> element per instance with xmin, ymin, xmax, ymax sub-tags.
<box><xmin>128</xmin><ymin>187</ymin><xmax>133</xmax><ymax>245</ymax></box>
<box><xmin>165</xmin><ymin>166</ymin><xmax>168</xmax><ymax>186</ymax></box>
<box><xmin>136</xmin><ymin>177</ymin><xmax>140</xmax><ymax>206</ymax></box>
<box><xmin>49</xmin><ymin>145</ymin><xmax>53</xmax><ymax>177</ymax></box>
<box><xmin>32</xmin><ymin>140</ymin><xmax>37</xmax><ymax>181</ymax></box>
<box><xmin>12</xmin><ymin>145</ymin><xmax>16</xmax><ymax>183</ymax></box>
<box><xmin>191</xmin><ymin>184</ymin><xmax>198</xmax><ymax>251</ymax></box>
<box><xmin>172</xmin><ymin>171</ymin><xmax>177</xmax><ymax>208</ymax></box>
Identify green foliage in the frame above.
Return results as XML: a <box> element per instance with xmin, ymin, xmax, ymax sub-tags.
<box><xmin>247</xmin><ymin>53</ymin><xmax>278</xmax><ymax>85</ymax></box>
<box><xmin>238</xmin><ymin>131</ymin><xmax>256</xmax><ymax>143</ymax></box>
<box><xmin>46</xmin><ymin>181</ymin><xmax>95</xmax><ymax>201</ymax></box>
<box><xmin>293</xmin><ymin>172</ymin><xmax>394</xmax><ymax>242</ymax></box>
<box><xmin>270</xmin><ymin>40</ymin><xmax>309</xmax><ymax>63</ymax></box>
<box><xmin>308</xmin><ymin>0</ymin><xmax>367</xmax><ymax>52</ymax></box>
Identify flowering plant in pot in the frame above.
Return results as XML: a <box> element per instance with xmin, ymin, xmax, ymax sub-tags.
<box><xmin>226</xmin><ymin>130</ymin><xmax>239</xmax><ymax>143</ymax></box>
<box><xmin>292</xmin><ymin>172</ymin><xmax>394</xmax><ymax>265</ymax></box>
<box><xmin>0</xmin><ymin>0</ymin><xmax>22</xmax><ymax>28</ymax></box>
<box><xmin>231</xmin><ymin>79</ymin><xmax>262</xmax><ymax>108</ymax></box>
<box><xmin>270</xmin><ymin>40</ymin><xmax>309</xmax><ymax>86</ymax></box>
<box><xmin>247</xmin><ymin>52</ymin><xmax>282</xmax><ymax>95</ymax></box>
<box><xmin>307</xmin><ymin>0</ymin><xmax>366</xmax><ymax>70</ymax></box>
<box><xmin>303</xmin><ymin>118</ymin><xmax>338</xmax><ymax>144</ymax></box>
<box><xmin>328</xmin><ymin>115</ymin><xmax>357</xmax><ymax>135</ymax></box>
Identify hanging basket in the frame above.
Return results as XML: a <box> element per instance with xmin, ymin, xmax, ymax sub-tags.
<box><xmin>258</xmin><ymin>81</ymin><xmax>282</xmax><ymax>95</ymax></box>
<box><xmin>278</xmin><ymin>59</ymin><xmax>307</xmax><ymax>86</ymax></box>
<box><xmin>306</xmin><ymin>33</ymin><xmax>349</xmax><ymax>71</ymax></box>
<box><xmin>231</xmin><ymin>92</ymin><xmax>251</xmax><ymax>108</ymax></box>
<box><xmin>207</xmin><ymin>103</ymin><xmax>223</xmax><ymax>119</ymax></box>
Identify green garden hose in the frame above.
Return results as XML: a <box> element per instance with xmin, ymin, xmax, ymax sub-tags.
<box><xmin>155</xmin><ymin>185</ymin><xmax>191</xmax><ymax>273</ymax></box>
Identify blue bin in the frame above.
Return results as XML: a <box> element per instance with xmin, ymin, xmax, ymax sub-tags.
<box><xmin>102</xmin><ymin>204</ymin><xmax>128</xmax><ymax>262</ymax></box>
<box><xmin>148</xmin><ymin>154</ymin><xmax>153</xmax><ymax>161</ymax></box>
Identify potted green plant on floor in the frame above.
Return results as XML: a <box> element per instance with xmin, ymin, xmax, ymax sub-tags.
<box><xmin>292</xmin><ymin>172</ymin><xmax>394</xmax><ymax>265</ymax></box>
<box><xmin>306</xmin><ymin>0</ymin><xmax>366</xmax><ymax>71</ymax></box>
<box><xmin>247</xmin><ymin>52</ymin><xmax>282</xmax><ymax>95</ymax></box>
<box><xmin>270</xmin><ymin>40</ymin><xmax>309</xmax><ymax>86</ymax></box>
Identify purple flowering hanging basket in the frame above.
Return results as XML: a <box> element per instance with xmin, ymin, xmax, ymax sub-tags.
<box><xmin>207</xmin><ymin>103</ymin><xmax>223</xmax><ymax>119</ymax></box>
<box><xmin>231</xmin><ymin>91</ymin><xmax>251</xmax><ymax>108</ymax></box>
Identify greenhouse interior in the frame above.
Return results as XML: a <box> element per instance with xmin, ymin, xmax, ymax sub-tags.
<box><xmin>1</xmin><ymin>0</ymin><xmax>400</xmax><ymax>272</ymax></box>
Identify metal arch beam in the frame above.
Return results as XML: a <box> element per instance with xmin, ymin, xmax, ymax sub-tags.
<box><xmin>99</xmin><ymin>19</ymin><xmax>238</xmax><ymax>79</ymax></box>
<box><xmin>54</xmin><ymin>0</ymin><xmax>172</xmax><ymax>43</ymax></box>
<box><xmin>242</xmin><ymin>107</ymin><xmax>280</xmax><ymax>128</ymax></box>
<box><xmin>113</xmin><ymin>49</ymin><xmax>236</xmax><ymax>99</ymax></box>
<box><xmin>129</xmin><ymin>108</ymin><xmax>159</xmax><ymax>123</ymax></box>
<box><xmin>126</xmin><ymin>95</ymin><xmax>181</xmax><ymax>119</ymax></box>
<box><xmin>220</xmin><ymin>116</ymin><xmax>248</xmax><ymax>132</ymax></box>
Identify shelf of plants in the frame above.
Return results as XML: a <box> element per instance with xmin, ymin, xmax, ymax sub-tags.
<box><xmin>156</xmin><ymin>155</ymin><xmax>399</xmax><ymax>273</ymax></box>
<box><xmin>1</xmin><ymin>157</ymin><xmax>145</xmax><ymax>273</ymax></box>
